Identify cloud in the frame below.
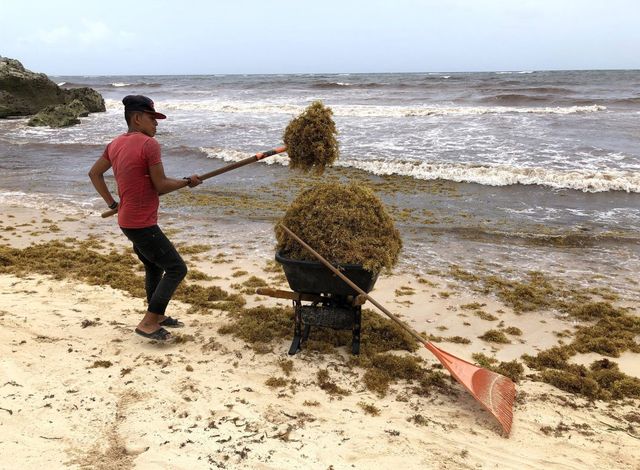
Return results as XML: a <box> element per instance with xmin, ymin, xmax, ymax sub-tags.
<box><xmin>77</xmin><ymin>20</ymin><xmax>110</xmax><ymax>45</ymax></box>
<box><xmin>32</xmin><ymin>20</ymin><xmax>135</xmax><ymax>47</ymax></box>
<box><xmin>37</xmin><ymin>26</ymin><xmax>72</xmax><ymax>45</ymax></box>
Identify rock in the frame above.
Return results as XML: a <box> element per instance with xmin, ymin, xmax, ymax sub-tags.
<box><xmin>0</xmin><ymin>56</ymin><xmax>105</xmax><ymax>126</ymax></box>
<box><xmin>28</xmin><ymin>99</ymin><xmax>88</xmax><ymax>128</ymax></box>
<box><xmin>64</xmin><ymin>87</ymin><xmax>105</xmax><ymax>113</ymax></box>
<box><xmin>0</xmin><ymin>57</ymin><xmax>65</xmax><ymax>117</ymax></box>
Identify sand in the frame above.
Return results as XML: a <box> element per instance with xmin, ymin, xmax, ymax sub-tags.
<box><xmin>0</xmin><ymin>204</ymin><xmax>639</xmax><ymax>470</ymax></box>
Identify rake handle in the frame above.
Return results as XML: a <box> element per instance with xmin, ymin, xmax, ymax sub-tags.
<box><xmin>101</xmin><ymin>146</ymin><xmax>287</xmax><ymax>218</ymax></box>
<box><xmin>198</xmin><ymin>145</ymin><xmax>287</xmax><ymax>180</ymax></box>
<box><xmin>279</xmin><ymin>224</ymin><xmax>427</xmax><ymax>345</ymax></box>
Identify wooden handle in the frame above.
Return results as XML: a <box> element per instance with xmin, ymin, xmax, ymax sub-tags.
<box><xmin>101</xmin><ymin>207</ymin><xmax>118</xmax><ymax>218</ymax></box>
<box><xmin>256</xmin><ymin>287</ymin><xmax>321</xmax><ymax>302</ymax></box>
<box><xmin>99</xmin><ymin>146</ymin><xmax>287</xmax><ymax>218</ymax></box>
<box><xmin>199</xmin><ymin>146</ymin><xmax>287</xmax><ymax>181</ymax></box>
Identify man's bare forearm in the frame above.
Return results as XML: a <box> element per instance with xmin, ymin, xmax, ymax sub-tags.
<box><xmin>89</xmin><ymin>172</ymin><xmax>116</xmax><ymax>206</ymax></box>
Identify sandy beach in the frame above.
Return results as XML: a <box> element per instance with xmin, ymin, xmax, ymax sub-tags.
<box><xmin>0</xmin><ymin>202</ymin><xmax>638</xmax><ymax>470</ymax></box>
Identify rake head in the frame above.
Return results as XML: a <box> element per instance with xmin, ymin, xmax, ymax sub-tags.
<box><xmin>425</xmin><ymin>342</ymin><xmax>516</xmax><ymax>435</ymax></box>
<box><xmin>470</xmin><ymin>367</ymin><xmax>516</xmax><ymax>435</ymax></box>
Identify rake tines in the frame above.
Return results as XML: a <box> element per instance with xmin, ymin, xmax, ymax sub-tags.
<box><xmin>426</xmin><ymin>342</ymin><xmax>516</xmax><ymax>435</ymax></box>
<box><xmin>472</xmin><ymin>367</ymin><xmax>516</xmax><ymax>435</ymax></box>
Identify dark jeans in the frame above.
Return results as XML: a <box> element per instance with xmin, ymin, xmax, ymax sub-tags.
<box><xmin>121</xmin><ymin>225</ymin><xmax>187</xmax><ymax>315</ymax></box>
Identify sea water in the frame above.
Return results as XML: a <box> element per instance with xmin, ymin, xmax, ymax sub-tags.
<box><xmin>0</xmin><ymin>70</ymin><xmax>638</xmax><ymax>297</ymax></box>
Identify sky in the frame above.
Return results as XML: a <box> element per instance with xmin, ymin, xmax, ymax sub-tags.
<box><xmin>1</xmin><ymin>0</ymin><xmax>639</xmax><ymax>76</ymax></box>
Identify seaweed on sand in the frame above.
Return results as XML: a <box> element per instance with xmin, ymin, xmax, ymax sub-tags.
<box><xmin>0</xmin><ymin>240</ymin><xmax>145</xmax><ymax>297</ymax></box>
<box><xmin>361</xmin><ymin>353</ymin><xmax>424</xmax><ymax>397</ymax></box>
<box><xmin>493</xmin><ymin>360</ymin><xmax>525</xmax><ymax>383</ymax></box>
<box><xmin>358</xmin><ymin>402</ymin><xmax>381</xmax><ymax>416</ymax></box>
<box><xmin>0</xmin><ymin>239</ymin><xmax>243</xmax><ymax>313</ymax></box>
<box><xmin>217</xmin><ymin>305</ymin><xmax>294</xmax><ymax>345</ymax></box>
<box><xmin>524</xmin><ymin>340</ymin><xmax>640</xmax><ymax>400</ymax></box>
<box><xmin>283</xmin><ymin>101</ymin><xmax>338</xmax><ymax>174</ymax></box>
<box><xmin>218</xmin><ymin>305</ymin><xmax>433</xmax><ymax>397</ymax></box>
<box><xmin>478</xmin><ymin>329</ymin><xmax>510</xmax><ymax>344</ymax></box>
<box><xmin>275</xmin><ymin>181</ymin><xmax>402</xmax><ymax>273</ymax></box>
<box><xmin>317</xmin><ymin>369</ymin><xmax>351</xmax><ymax>397</ymax></box>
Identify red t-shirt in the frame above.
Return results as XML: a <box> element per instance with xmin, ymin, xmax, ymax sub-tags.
<box><xmin>102</xmin><ymin>132</ymin><xmax>162</xmax><ymax>228</ymax></box>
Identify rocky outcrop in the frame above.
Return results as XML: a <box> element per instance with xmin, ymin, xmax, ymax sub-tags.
<box><xmin>64</xmin><ymin>87</ymin><xmax>105</xmax><ymax>113</ymax></box>
<box><xmin>28</xmin><ymin>99</ymin><xmax>89</xmax><ymax>128</ymax></box>
<box><xmin>0</xmin><ymin>57</ymin><xmax>105</xmax><ymax>126</ymax></box>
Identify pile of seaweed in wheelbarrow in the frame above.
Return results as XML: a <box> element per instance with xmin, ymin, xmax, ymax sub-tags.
<box><xmin>275</xmin><ymin>181</ymin><xmax>402</xmax><ymax>273</ymax></box>
<box><xmin>262</xmin><ymin>181</ymin><xmax>402</xmax><ymax>357</ymax></box>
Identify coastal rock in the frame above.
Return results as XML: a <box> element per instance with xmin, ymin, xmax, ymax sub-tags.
<box><xmin>0</xmin><ymin>57</ymin><xmax>65</xmax><ymax>117</ymax></box>
<box><xmin>0</xmin><ymin>56</ymin><xmax>105</xmax><ymax>126</ymax></box>
<box><xmin>27</xmin><ymin>99</ymin><xmax>88</xmax><ymax>128</ymax></box>
<box><xmin>64</xmin><ymin>87</ymin><xmax>105</xmax><ymax>113</ymax></box>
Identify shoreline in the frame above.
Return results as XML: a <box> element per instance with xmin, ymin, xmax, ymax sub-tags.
<box><xmin>3</xmin><ymin>153</ymin><xmax>638</xmax><ymax>307</ymax></box>
<box><xmin>1</xmin><ymin>203</ymin><xmax>639</xmax><ymax>469</ymax></box>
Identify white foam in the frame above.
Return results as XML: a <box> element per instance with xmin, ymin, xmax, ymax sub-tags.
<box><xmin>197</xmin><ymin>146</ymin><xmax>639</xmax><ymax>193</ymax></box>
<box><xmin>111</xmin><ymin>82</ymin><xmax>131</xmax><ymax>87</ymax></box>
<box><xmin>0</xmin><ymin>191</ymin><xmax>96</xmax><ymax>215</ymax></box>
<box><xmin>142</xmin><ymin>99</ymin><xmax>606</xmax><ymax>118</ymax></box>
<box><xmin>335</xmin><ymin>159</ymin><xmax>640</xmax><ymax>193</ymax></box>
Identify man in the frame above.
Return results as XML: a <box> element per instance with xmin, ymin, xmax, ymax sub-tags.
<box><xmin>89</xmin><ymin>95</ymin><xmax>202</xmax><ymax>341</ymax></box>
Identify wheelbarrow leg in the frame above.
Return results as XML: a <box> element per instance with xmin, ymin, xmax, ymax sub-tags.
<box><xmin>302</xmin><ymin>323</ymin><xmax>311</xmax><ymax>343</ymax></box>
<box><xmin>351</xmin><ymin>307</ymin><xmax>362</xmax><ymax>355</ymax></box>
<box><xmin>288</xmin><ymin>300</ymin><xmax>303</xmax><ymax>355</ymax></box>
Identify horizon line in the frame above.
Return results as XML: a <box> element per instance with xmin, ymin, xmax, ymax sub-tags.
<box><xmin>47</xmin><ymin>68</ymin><xmax>640</xmax><ymax>77</ymax></box>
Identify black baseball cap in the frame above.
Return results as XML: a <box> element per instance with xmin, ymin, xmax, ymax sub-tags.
<box><xmin>122</xmin><ymin>95</ymin><xmax>166</xmax><ymax>119</ymax></box>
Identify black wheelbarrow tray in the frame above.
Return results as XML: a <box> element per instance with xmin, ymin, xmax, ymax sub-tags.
<box><xmin>275</xmin><ymin>251</ymin><xmax>379</xmax><ymax>296</ymax></box>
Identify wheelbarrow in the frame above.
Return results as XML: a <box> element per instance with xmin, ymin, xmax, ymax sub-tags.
<box><xmin>256</xmin><ymin>251</ymin><xmax>379</xmax><ymax>355</ymax></box>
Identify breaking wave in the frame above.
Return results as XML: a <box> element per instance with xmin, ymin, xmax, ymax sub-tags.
<box><xmin>128</xmin><ymin>99</ymin><xmax>606</xmax><ymax>117</ymax></box>
<box><xmin>0</xmin><ymin>191</ymin><xmax>96</xmax><ymax>215</ymax></box>
<box><xmin>311</xmin><ymin>81</ymin><xmax>384</xmax><ymax>89</ymax></box>
<box><xmin>341</xmin><ymin>160</ymin><xmax>640</xmax><ymax>193</ymax></box>
<box><xmin>198</xmin><ymin>147</ymin><xmax>638</xmax><ymax>193</ymax></box>
<box><xmin>110</xmin><ymin>82</ymin><xmax>162</xmax><ymax>88</ymax></box>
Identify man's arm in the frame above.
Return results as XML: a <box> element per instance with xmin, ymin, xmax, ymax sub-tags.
<box><xmin>149</xmin><ymin>163</ymin><xmax>201</xmax><ymax>195</ymax></box>
<box><xmin>88</xmin><ymin>157</ymin><xmax>117</xmax><ymax>207</ymax></box>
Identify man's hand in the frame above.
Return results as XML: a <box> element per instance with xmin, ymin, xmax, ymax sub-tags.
<box><xmin>184</xmin><ymin>175</ymin><xmax>202</xmax><ymax>188</ymax></box>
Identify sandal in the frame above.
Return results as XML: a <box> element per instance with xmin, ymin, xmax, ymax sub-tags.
<box><xmin>159</xmin><ymin>316</ymin><xmax>184</xmax><ymax>328</ymax></box>
<box><xmin>135</xmin><ymin>327</ymin><xmax>171</xmax><ymax>341</ymax></box>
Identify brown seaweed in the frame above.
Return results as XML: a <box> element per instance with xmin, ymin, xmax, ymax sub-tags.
<box><xmin>275</xmin><ymin>181</ymin><xmax>402</xmax><ymax>273</ymax></box>
<box><xmin>283</xmin><ymin>101</ymin><xmax>338</xmax><ymax>174</ymax></box>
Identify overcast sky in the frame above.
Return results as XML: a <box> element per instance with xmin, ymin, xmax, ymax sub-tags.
<box><xmin>2</xmin><ymin>0</ymin><xmax>639</xmax><ymax>75</ymax></box>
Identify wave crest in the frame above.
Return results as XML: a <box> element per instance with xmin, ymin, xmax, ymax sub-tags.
<box><xmin>126</xmin><ymin>99</ymin><xmax>606</xmax><ymax>117</ymax></box>
<box><xmin>110</xmin><ymin>82</ymin><xmax>162</xmax><ymax>88</ymax></box>
<box><xmin>311</xmin><ymin>81</ymin><xmax>384</xmax><ymax>89</ymax></box>
<box><xmin>197</xmin><ymin>146</ymin><xmax>638</xmax><ymax>193</ymax></box>
<box><xmin>341</xmin><ymin>160</ymin><xmax>639</xmax><ymax>193</ymax></box>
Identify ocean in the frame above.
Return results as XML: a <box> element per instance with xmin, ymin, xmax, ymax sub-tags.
<box><xmin>0</xmin><ymin>70</ymin><xmax>638</xmax><ymax>297</ymax></box>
